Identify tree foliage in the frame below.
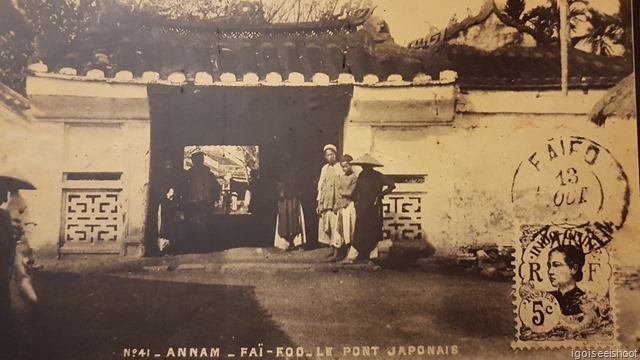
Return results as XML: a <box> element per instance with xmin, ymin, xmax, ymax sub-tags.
<box><xmin>504</xmin><ymin>0</ymin><xmax>526</xmax><ymax>21</ymax></box>
<box><xmin>0</xmin><ymin>0</ymin><xmax>373</xmax><ymax>93</ymax></box>
<box><xmin>119</xmin><ymin>0</ymin><xmax>371</xmax><ymax>23</ymax></box>
<box><xmin>574</xmin><ymin>9</ymin><xmax>624</xmax><ymax>56</ymax></box>
<box><xmin>504</xmin><ymin>0</ymin><xmax>631</xmax><ymax>57</ymax></box>
<box><xmin>574</xmin><ymin>0</ymin><xmax>632</xmax><ymax>57</ymax></box>
<box><xmin>0</xmin><ymin>0</ymin><xmax>35</xmax><ymax>91</ymax></box>
<box><xmin>132</xmin><ymin>0</ymin><xmax>233</xmax><ymax>21</ymax></box>
<box><xmin>521</xmin><ymin>0</ymin><xmax>588</xmax><ymax>41</ymax></box>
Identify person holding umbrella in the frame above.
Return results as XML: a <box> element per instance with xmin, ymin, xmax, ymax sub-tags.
<box><xmin>0</xmin><ymin>184</ymin><xmax>15</xmax><ymax>343</ymax></box>
<box><xmin>0</xmin><ymin>170</ymin><xmax>37</xmax><ymax>357</ymax></box>
<box><xmin>0</xmin><ymin>170</ymin><xmax>38</xmax><ymax>302</ymax></box>
<box><xmin>7</xmin><ymin>188</ymin><xmax>39</xmax><ymax>303</ymax></box>
<box><xmin>349</xmin><ymin>154</ymin><xmax>395</xmax><ymax>263</ymax></box>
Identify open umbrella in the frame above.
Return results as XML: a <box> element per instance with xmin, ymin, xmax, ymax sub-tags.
<box><xmin>0</xmin><ymin>168</ymin><xmax>36</xmax><ymax>191</ymax></box>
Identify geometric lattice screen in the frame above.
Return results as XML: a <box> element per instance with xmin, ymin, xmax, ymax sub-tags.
<box><xmin>63</xmin><ymin>190</ymin><xmax>121</xmax><ymax>244</ymax></box>
<box><xmin>382</xmin><ymin>193</ymin><xmax>424</xmax><ymax>241</ymax></box>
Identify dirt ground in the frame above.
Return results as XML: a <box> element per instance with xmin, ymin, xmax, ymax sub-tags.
<box><xmin>5</xmin><ymin>248</ymin><xmax>640</xmax><ymax>360</ymax></box>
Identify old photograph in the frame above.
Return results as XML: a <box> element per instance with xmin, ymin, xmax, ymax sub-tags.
<box><xmin>0</xmin><ymin>0</ymin><xmax>638</xmax><ymax>359</ymax></box>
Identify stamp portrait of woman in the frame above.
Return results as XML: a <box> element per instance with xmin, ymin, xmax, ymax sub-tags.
<box><xmin>547</xmin><ymin>244</ymin><xmax>597</xmax><ymax>331</ymax></box>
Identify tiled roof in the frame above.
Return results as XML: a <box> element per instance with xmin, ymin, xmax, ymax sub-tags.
<box><xmin>436</xmin><ymin>44</ymin><xmax>632</xmax><ymax>90</ymax></box>
<box><xmin>0</xmin><ymin>81</ymin><xmax>33</xmax><ymax>122</ymax></box>
<box><xmin>355</xmin><ymin>42</ymin><xmax>631</xmax><ymax>90</ymax></box>
<box><xmin>34</xmin><ymin>25</ymin><xmax>378</xmax><ymax>82</ymax></box>
<box><xmin>402</xmin><ymin>0</ymin><xmax>631</xmax><ymax>89</ymax></box>
<box><xmin>28</xmin><ymin>3</ymin><xmax>631</xmax><ymax>90</ymax></box>
<box><xmin>207</xmin><ymin>154</ymin><xmax>242</xmax><ymax>167</ymax></box>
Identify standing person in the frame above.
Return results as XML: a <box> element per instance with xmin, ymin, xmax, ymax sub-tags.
<box><xmin>183</xmin><ymin>151</ymin><xmax>221</xmax><ymax>250</ymax></box>
<box><xmin>350</xmin><ymin>154</ymin><xmax>395</xmax><ymax>262</ymax></box>
<box><xmin>230</xmin><ymin>192</ymin><xmax>239</xmax><ymax>212</ymax></box>
<box><xmin>183</xmin><ymin>151</ymin><xmax>221</xmax><ymax>221</ymax></box>
<box><xmin>247</xmin><ymin>170</ymin><xmax>261</xmax><ymax>215</ymax></box>
<box><xmin>157</xmin><ymin>160</ymin><xmax>180</xmax><ymax>253</ymax></box>
<box><xmin>329</xmin><ymin>154</ymin><xmax>358</xmax><ymax>262</ymax></box>
<box><xmin>0</xmin><ymin>185</ymin><xmax>14</xmax><ymax>350</ymax></box>
<box><xmin>316</xmin><ymin>144</ymin><xmax>341</xmax><ymax>258</ymax></box>
<box><xmin>0</xmin><ymin>173</ymin><xmax>37</xmax><ymax>359</ymax></box>
<box><xmin>6</xmin><ymin>189</ymin><xmax>38</xmax><ymax>304</ymax></box>
<box><xmin>274</xmin><ymin>154</ymin><xmax>306</xmax><ymax>251</ymax></box>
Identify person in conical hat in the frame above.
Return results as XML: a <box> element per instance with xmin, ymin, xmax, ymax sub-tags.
<box><xmin>349</xmin><ymin>153</ymin><xmax>395</xmax><ymax>263</ymax></box>
<box><xmin>349</xmin><ymin>153</ymin><xmax>384</xmax><ymax>167</ymax></box>
<box><xmin>316</xmin><ymin>144</ymin><xmax>342</xmax><ymax>257</ymax></box>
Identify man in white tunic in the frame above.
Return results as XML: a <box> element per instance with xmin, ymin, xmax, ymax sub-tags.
<box><xmin>316</xmin><ymin>144</ymin><xmax>341</xmax><ymax>257</ymax></box>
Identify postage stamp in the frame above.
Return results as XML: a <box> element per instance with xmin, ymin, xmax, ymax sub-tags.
<box><xmin>511</xmin><ymin>136</ymin><xmax>629</xmax><ymax>349</ymax></box>
<box><xmin>512</xmin><ymin>223</ymin><xmax>618</xmax><ymax>349</ymax></box>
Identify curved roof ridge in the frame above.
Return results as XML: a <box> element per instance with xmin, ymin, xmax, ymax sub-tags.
<box><xmin>407</xmin><ymin>0</ymin><xmax>494</xmax><ymax>49</ymax></box>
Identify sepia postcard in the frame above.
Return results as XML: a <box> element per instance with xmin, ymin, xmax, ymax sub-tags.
<box><xmin>0</xmin><ymin>0</ymin><xmax>638</xmax><ymax>359</ymax></box>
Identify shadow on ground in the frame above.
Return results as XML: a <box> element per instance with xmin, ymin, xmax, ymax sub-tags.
<box><xmin>8</xmin><ymin>272</ymin><xmax>294</xmax><ymax>360</ymax></box>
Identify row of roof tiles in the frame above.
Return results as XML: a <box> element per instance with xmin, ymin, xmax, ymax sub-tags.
<box><xmin>37</xmin><ymin>33</ymin><xmax>631</xmax><ymax>90</ymax></box>
<box><xmin>27</xmin><ymin>62</ymin><xmax>459</xmax><ymax>87</ymax></box>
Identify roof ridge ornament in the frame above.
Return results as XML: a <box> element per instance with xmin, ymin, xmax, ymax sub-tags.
<box><xmin>407</xmin><ymin>0</ymin><xmax>494</xmax><ymax>50</ymax></box>
<box><xmin>228</xmin><ymin>1</ymin><xmax>265</xmax><ymax>24</ymax></box>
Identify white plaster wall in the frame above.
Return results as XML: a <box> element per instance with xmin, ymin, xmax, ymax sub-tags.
<box><xmin>17</xmin><ymin>76</ymin><xmax>152</xmax><ymax>257</ymax></box>
<box><xmin>121</xmin><ymin>122</ymin><xmax>151</xmax><ymax>246</ymax></box>
<box><xmin>345</xmin><ymin>89</ymin><xmax>640</xmax><ymax>267</ymax></box>
<box><xmin>458</xmin><ymin>90</ymin><xmax>609</xmax><ymax>114</ymax></box>
<box><xmin>0</xmin><ymin>117</ymin><xmax>65</xmax><ymax>254</ymax></box>
<box><xmin>64</xmin><ymin>123</ymin><xmax>124</xmax><ymax>171</ymax></box>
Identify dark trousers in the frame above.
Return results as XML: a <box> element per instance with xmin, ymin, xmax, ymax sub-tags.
<box><xmin>0</xmin><ymin>261</ymin><xmax>15</xmax><ymax>358</ymax></box>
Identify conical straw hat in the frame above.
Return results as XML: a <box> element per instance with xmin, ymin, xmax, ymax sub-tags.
<box><xmin>350</xmin><ymin>153</ymin><xmax>384</xmax><ymax>167</ymax></box>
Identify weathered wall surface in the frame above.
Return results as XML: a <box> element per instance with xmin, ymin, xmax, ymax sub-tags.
<box><xmin>5</xmin><ymin>75</ymin><xmax>152</xmax><ymax>257</ymax></box>
<box><xmin>345</xmin><ymin>86</ymin><xmax>640</xmax><ymax>266</ymax></box>
<box><xmin>0</xmin><ymin>113</ymin><xmax>64</xmax><ymax>258</ymax></box>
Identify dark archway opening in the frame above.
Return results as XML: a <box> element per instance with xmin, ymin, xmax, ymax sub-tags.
<box><xmin>145</xmin><ymin>84</ymin><xmax>353</xmax><ymax>256</ymax></box>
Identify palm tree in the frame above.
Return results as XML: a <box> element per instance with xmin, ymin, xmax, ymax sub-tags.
<box><xmin>521</xmin><ymin>0</ymin><xmax>588</xmax><ymax>41</ymax></box>
<box><xmin>513</xmin><ymin>0</ymin><xmax>631</xmax><ymax>57</ymax></box>
<box><xmin>504</xmin><ymin>0</ymin><xmax>526</xmax><ymax>21</ymax></box>
<box><xmin>574</xmin><ymin>0</ymin><xmax>631</xmax><ymax>57</ymax></box>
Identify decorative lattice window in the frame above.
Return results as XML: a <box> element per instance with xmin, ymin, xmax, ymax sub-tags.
<box><xmin>63</xmin><ymin>189</ymin><xmax>122</xmax><ymax>245</ymax></box>
<box><xmin>382</xmin><ymin>193</ymin><xmax>424</xmax><ymax>241</ymax></box>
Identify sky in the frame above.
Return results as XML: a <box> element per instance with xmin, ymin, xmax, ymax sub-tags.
<box><xmin>371</xmin><ymin>0</ymin><xmax>622</xmax><ymax>45</ymax></box>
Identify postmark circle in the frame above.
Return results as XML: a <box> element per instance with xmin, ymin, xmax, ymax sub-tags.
<box><xmin>511</xmin><ymin>136</ymin><xmax>629</xmax><ymax>229</ymax></box>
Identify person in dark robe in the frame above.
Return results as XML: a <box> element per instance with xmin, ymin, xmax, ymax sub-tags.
<box><xmin>0</xmin><ymin>185</ymin><xmax>15</xmax><ymax>351</ymax></box>
<box><xmin>156</xmin><ymin>160</ymin><xmax>180</xmax><ymax>253</ymax></box>
<box><xmin>274</xmin><ymin>153</ymin><xmax>306</xmax><ymax>251</ymax></box>
<box><xmin>350</xmin><ymin>154</ymin><xmax>395</xmax><ymax>262</ymax></box>
<box><xmin>183</xmin><ymin>151</ymin><xmax>221</xmax><ymax>222</ymax></box>
<box><xmin>182</xmin><ymin>151</ymin><xmax>222</xmax><ymax>251</ymax></box>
